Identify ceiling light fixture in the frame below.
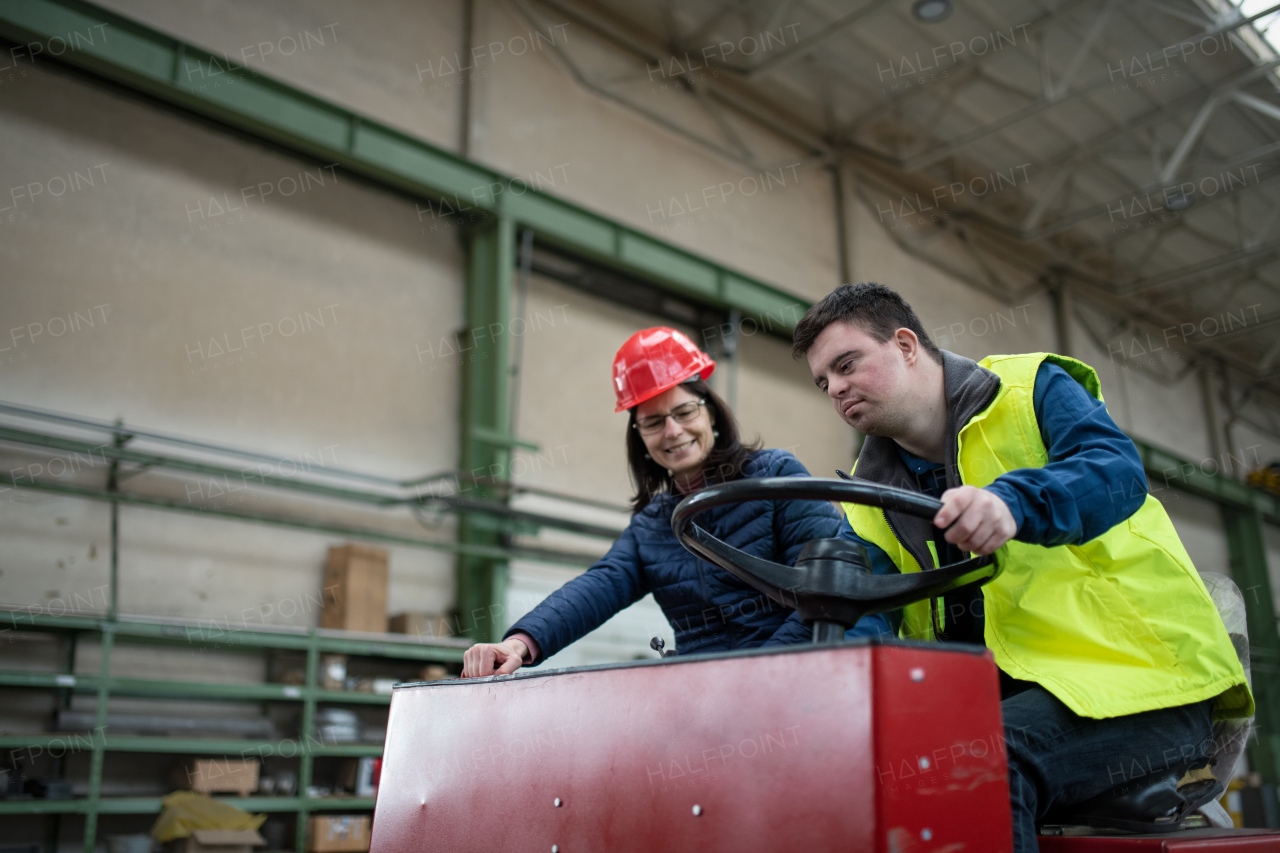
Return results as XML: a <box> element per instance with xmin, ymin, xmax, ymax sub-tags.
<box><xmin>913</xmin><ymin>0</ymin><xmax>953</xmax><ymax>23</ymax></box>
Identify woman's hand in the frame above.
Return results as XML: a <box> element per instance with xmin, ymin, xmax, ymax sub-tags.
<box><xmin>461</xmin><ymin>637</ymin><xmax>529</xmax><ymax>678</ymax></box>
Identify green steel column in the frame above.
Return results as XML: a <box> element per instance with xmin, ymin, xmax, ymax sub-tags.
<box><xmin>1222</xmin><ymin>507</ymin><xmax>1280</xmax><ymax>784</ymax></box>
<box><xmin>108</xmin><ymin>422</ymin><xmax>130</xmax><ymax>620</ymax></box>
<box><xmin>456</xmin><ymin>215</ymin><xmax>516</xmax><ymax>642</ymax></box>
<box><xmin>83</xmin><ymin>624</ymin><xmax>114</xmax><ymax>852</ymax></box>
<box><xmin>295</xmin><ymin>633</ymin><xmax>320</xmax><ymax>852</ymax></box>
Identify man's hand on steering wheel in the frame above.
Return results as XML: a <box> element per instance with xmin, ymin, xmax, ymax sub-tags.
<box><xmin>461</xmin><ymin>637</ymin><xmax>529</xmax><ymax>678</ymax></box>
<box><xmin>934</xmin><ymin>486</ymin><xmax>1017</xmax><ymax>556</ymax></box>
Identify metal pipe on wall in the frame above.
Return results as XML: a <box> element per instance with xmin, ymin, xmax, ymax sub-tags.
<box><xmin>1202</xmin><ymin>361</ymin><xmax>1225</xmax><ymax>466</ymax></box>
<box><xmin>508</xmin><ymin>227</ymin><xmax>535</xmax><ymax>437</ymax></box>
<box><xmin>1051</xmin><ymin>282</ymin><xmax>1073</xmax><ymax>359</ymax></box>
<box><xmin>830</xmin><ymin>161</ymin><xmax>852</xmax><ymax>286</ymax></box>
<box><xmin>459</xmin><ymin>0</ymin><xmax>474</xmax><ymax>157</ymax></box>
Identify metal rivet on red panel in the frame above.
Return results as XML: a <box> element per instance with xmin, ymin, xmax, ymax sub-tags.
<box><xmin>692</xmin><ymin>805</ymin><xmax>702</xmax><ymax>816</ymax></box>
<box><xmin>554</xmin><ymin>798</ymin><xmax>562</xmax><ymax>807</ymax></box>
<box><xmin>910</xmin><ymin>667</ymin><xmax>925</xmax><ymax>682</ymax></box>
<box><xmin>921</xmin><ymin>829</ymin><xmax>933</xmax><ymax>841</ymax></box>
<box><xmin>919</xmin><ymin>756</ymin><xmax>931</xmax><ymax>770</ymax></box>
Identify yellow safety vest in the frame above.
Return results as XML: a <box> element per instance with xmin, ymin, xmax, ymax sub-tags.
<box><xmin>843</xmin><ymin>353</ymin><xmax>1253</xmax><ymax>721</ymax></box>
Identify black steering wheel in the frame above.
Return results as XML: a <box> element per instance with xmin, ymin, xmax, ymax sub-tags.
<box><xmin>671</xmin><ymin>477</ymin><xmax>1001</xmax><ymax>643</ymax></box>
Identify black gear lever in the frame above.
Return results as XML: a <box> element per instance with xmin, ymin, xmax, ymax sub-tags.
<box><xmin>671</xmin><ymin>476</ymin><xmax>1000</xmax><ymax>644</ymax></box>
<box><xmin>650</xmin><ymin>636</ymin><xmax>675</xmax><ymax>657</ymax></box>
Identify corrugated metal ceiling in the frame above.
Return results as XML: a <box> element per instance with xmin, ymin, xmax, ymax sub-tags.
<box><xmin>520</xmin><ymin>0</ymin><xmax>1280</xmax><ymax>434</ymax></box>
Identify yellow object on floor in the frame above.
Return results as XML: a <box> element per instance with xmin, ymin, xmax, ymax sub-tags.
<box><xmin>150</xmin><ymin>790</ymin><xmax>266</xmax><ymax>842</ymax></box>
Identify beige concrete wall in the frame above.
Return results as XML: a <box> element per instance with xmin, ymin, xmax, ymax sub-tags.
<box><xmin>471</xmin><ymin>1</ymin><xmax>840</xmax><ymax>299</ymax></box>
<box><xmin>3</xmin><ymin>0</ymin><xmax>1278</xmax><ymax>682</ymax></box>
<box><xmin>0</xmin><ymin>58</ymin><xmax>461</xmax><ymax>470</ymax></box>
<box><xmin>1231</xmin><ymin>422</ymin><xmax>1280</xmax><ymax>479</ymax></box>
<box><xmin>94</xmin><ymin>0</ymin><xmax>463</xmax><ymax>152</ymax></box>
<box><xmin>848</xmin><ymin>195</ymin><xmax>1057</xmax><ymax>359</ymax></box>
<box><xmin>93</xmin><ymin>0</ymin><xmax>843</xmax><ymax>298</ymax></box>
<box><xmin>505</xmin><ymin>274</ymin><xmax>644</xmax><ymax>506</ymax></box>
<box><xmin>0</xmin><ymin>58</ymin><xmax>462</xmax><ymax>629</ymax></box>
<box><xmin>733</xmin><ymin>331</ymin><xmax>859</xmax><ymax>478</ymax></box>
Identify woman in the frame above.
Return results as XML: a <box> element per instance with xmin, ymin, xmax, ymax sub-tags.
<box><xmin>461</xmin><ymin>327</ymin><xmax>888</xmax><ymax>677</ymax></box>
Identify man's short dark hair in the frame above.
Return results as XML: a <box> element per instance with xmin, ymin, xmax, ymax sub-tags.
<box><xmin>790</xmin><ymin>282</ymin><xmax>943</xmax><ymax>363</ymax></box>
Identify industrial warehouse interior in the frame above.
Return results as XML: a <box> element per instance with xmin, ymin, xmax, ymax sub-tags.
<box><xmin>3</xmin><ymin>0</ymin><xmax>1280</xmax><ymax>850</ymax></box>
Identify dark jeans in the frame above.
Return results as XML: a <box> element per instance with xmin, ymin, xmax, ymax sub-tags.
<box><xmin>1001</xmin><ymin>685</ymin><xmax>1214</xmax><ymax>853</ymax></box>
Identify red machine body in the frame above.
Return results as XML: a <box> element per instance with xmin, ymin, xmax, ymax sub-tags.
<box><xmin>371</xmin><ymin>641</ymin><xmax>1013</xmax><ymax>852</ymax></box>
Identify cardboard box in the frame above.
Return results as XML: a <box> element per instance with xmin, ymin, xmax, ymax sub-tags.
<box><xmin>307</xmin><ymin>815</ymin><xmax>370</xmax><ymax>853</ymax></box>
<box><xmin>177</xmin><ymin>829</ymin><xmax>265</xmax><ymax>853</ymax></box>
<box><xmin>388</xmin><ymin>612</ymin><xmax>451</xmax><ymax>639</ymax></box>
<box><xmin>176</xmin><ymin>759</ymin><xmax>259</xmax><ymax>796</ymax></box>
<box><xmin>320</xmin><ymin>544</ymin><xmax>388</xmax><ymax>633</ymax></box>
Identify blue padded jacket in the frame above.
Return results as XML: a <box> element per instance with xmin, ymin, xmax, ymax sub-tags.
<box><xmin>505</xmin><ymin>448</ymin><xmax>890</xmax><ymax>663</ymax></box>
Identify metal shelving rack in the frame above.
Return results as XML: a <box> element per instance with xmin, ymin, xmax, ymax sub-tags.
<box><xmin>0</xmin><ymin>402</ymin><xmax>625</xmax><ymax>853</ymax></box>
<box><xmin>0</xmin><ymin>611</ymin><xmax>467</xmax><ymax>852</ymax></box>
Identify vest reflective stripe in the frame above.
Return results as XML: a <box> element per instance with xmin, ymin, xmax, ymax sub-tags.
<box><xmin>843</xmin><ymin>353</ymin><xmax>1253</xmax><ymax>720</ymax></box>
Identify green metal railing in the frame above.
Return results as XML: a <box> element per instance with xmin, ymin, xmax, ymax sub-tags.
<box><xmin>0</xmin><ymin>402</ymin><xmax>626</xmax><ymax>573</ymax></box>
<box><xmin>0</xmin><ymin>405</ymin><xmax>612</xmax><ymax>853</ymax></box>
<box><xmin>0</xmin><ymin>611</ymin><xmax>459</xmax><ymax>848</ymax></box>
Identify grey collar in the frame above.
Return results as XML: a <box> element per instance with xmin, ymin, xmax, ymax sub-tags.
<box><xmin>852</xmin><ymin>350</ymin><xmax>1000</xmax><ymax>570</ymax></box>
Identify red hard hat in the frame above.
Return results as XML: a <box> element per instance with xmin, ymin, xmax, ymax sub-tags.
<box><xmin>612</xmin><ymin>327</ymin><xmax>716</xmax><ymax>412</ymax></box>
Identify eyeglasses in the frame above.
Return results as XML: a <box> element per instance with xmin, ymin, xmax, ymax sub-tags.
<box><xmin>633</xmin><ymin>399</ymin><xmax>707</xmax><ymax>434</ymax></box>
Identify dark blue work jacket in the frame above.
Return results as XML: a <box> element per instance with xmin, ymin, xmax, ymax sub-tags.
<box><xmin>506</xmin><ymin>448</ymin><xmax>892</xmax><ymax>662</ymax></box>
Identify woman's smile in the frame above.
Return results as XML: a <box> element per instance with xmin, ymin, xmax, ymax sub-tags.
<box><xmin>664</xmin><ymin>438</ymin><xmax>697</xmax><ymax>455</ymax></box>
